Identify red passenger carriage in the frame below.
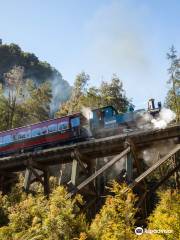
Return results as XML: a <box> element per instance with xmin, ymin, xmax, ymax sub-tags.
<box><xmin>0</xmin><ymin>113</ymin><xmax>87</xmax><ymax>157</ymax></box>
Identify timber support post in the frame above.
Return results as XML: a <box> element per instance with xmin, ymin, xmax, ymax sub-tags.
<box><xmin>71</xmin><ymin>159</ymin><xmax>78</xmax><ymax>185</ymax></box>
<box><xmin>69</xmin><ymin>148</ymin><xmax>90</xmax><ymax>187</ymax></box>
<box><xmin>24</xmin><ymin>159</ymin><xmax>50</xmax><ymax>196</ymax></box>
<box><xmin>68</xmin><ymin>147</ymin><xmax>131</xmax><ymax>198</ymax></box>
<box><xmin>24</xmin><ymin>168</ymin><xmax>32</xmax><ymax>192</ymax></box>
<box><xmin>126</xmin><ymin>152</ymin><xmax>133</xmax><ymax>182</ymax></box>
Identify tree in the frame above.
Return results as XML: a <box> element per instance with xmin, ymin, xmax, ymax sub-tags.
<box><xmin>56</xmin><ymin>73</ymin><xmax>130</xmax><ymax>117</ymax></box>
<box><xmin>99</xmin><ymin>74</ymin><xmax>129</xmax><ymax>112</ymax></box>
<box><xmin>138</xmin><ymin>190</ymin><xmax>180</xmax><ymax>240</ymax></box>
<box><xmin>0</xmin><ymin>177</ymin><xmax>87</xmax><ymax>240</ymax></box>
<box><xmin>24</xmin><ymin>80</ymin><xmax>52</xmax><ymax>123</ymax></box>
<box><xmin>0</xmin><ymin>66</ymin><xmax>25</xmax><ymax>129</ymax></box>
<box><xmin>43</xmin><ymin>187</ymin><xmax>87</xmax><ymax>240</ymax></box>
<box><xmin>0</xmin><ymin>66</ymin><xmax>52</xmax><ymax>131</ymax></box>
<box><xmin>56</xmin><ymin>71</ymin><xmax>90</xmax><ymax>116</ymax></box>
<box><xmin>0</xmin><ymin>43</ymin><xmax>71</xmax><ymax>112</ymax></box>
<box><xmin>165</xmin><ymin>46</ymin><xmax>180</xmax><ymax>122</ymax></box>
<box><xmin>89</xmin><ymin>182</ymin><xmax>137</xmax><ymax>240</ymax></box>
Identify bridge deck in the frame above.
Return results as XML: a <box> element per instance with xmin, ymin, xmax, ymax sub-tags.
<box><xmin>0</xmin><ymin>124</ymin><xmax>179</xmax><ymax>172</ymax></box>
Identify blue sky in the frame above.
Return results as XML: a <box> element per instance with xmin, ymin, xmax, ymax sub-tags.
<box><xmin>0</xmin><ymin>0</ymin><xmax>180</xmax><ymax>109</ymax></box>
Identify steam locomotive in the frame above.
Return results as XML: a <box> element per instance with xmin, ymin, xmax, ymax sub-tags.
<box><xmin>0</xmin><ymin>99</ymin><xmax>161</xmax><ymax>157</ymax></box>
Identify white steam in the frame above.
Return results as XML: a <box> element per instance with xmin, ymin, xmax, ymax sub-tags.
<box><xmin>142</xmin><ymin>139</ymin><xmax>177</xmax><ymax>167</ymax></box>
<box><xmin>81</xmin><ymin>106</ymin><xmax>93</xmax><ymax>120</ymax></box>
<box><xmin>137</xmin><ymin>108</ymin><xmax>176</xmax><ymax>130</ymax></box>
<box><xmin>81</xmin><ymin>106</ymin><xmax>93</xmax><ymax>137</ymax></box>
<box><xmin>101</xmin><ymin>156</ymin><xmax>126</xmax><ymax>182</ymax></box>
<box><xmin>151</xmin><ymin>108</ymin><xmax>176</xmax><ymax>129</ymax></box>
<box><xmin>50</xmin><ymin>76</ymin><xmax>72</xmax><ymax>113</ymax></box>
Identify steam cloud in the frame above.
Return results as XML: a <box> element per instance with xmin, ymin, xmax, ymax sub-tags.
<box><xmin>151</xmin><ymin>108</ymin><xmax>176</xmax><ymax>129</ymax></box>
<box><xmin>81</xmin><ymin>106</ymin><xmax>93</xmax><ymax>137</ymax></box>
<box><xmin>142</xmin><ymin>139</ymin><xmax>177</xmax><ymax>167</ymax></box>
<box><xmin>50</xmin><ymin>75</ymin><xmax>72</xmax><ymax>113</ymax></box>
<box><xmin>81</xmin><ymin>106</ymin><xmax>93</xmax><ymax>120</ymax></box>
<box><xmin>137</xmin><ymin>108</ymin><xmax>176</xmax><ymax>130</ymax></box>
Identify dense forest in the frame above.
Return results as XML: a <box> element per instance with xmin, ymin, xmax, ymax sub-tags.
<box><xmin>0</xmin><ymin>42</ymin><xmax>179</xmax><ymax>240</ymax></box>
<box><xmin>0</xmin><ymin>42</ymin><xmax>72</xmax><ymax>113</ymax></box>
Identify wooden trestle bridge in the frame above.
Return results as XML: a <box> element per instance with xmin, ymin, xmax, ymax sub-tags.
<box><xmin>0</xmin><ymin>124</ymin><xmax>180</xmax><ymax>219</ymax></box>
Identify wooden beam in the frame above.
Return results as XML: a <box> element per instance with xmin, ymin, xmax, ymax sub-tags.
<box><xmin>71</xmin><ymin>159</ymin><xmax>78</xmax><ymax>185</ymax></box>
<box><xmin>67</xmin><ymin>147</ymin><xmax>130</xmax><ymax>197</ymax></box>
<box><xmin>150</xmin><ymin>163</ymin><xmax>180</xmax><ymax>192</ymax></box>
<box><xmin>29</xmin><ymin>167</ymin><xmax>44</xmax><ymax>185</ymax></box>
<box><xmin>24</xmin><ymin>168</ymin><xmax>32</xmax><ymax>192</ymax></box>
<box><xmin>128</xmin><ymin>144</ymin><xmax>180</xmax><ymax>189</ymax></box>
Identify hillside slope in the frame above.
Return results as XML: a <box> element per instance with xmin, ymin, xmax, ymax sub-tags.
<box><xmin>0</xmin><ymin>42</ymin><xmax>72</xmax><ymax>111</ymax></box>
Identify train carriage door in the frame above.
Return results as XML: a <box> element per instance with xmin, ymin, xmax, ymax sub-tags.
<box><xmin>70</xmin><ymin>116</ymin><xmax>80</xmax><ymax>137</ymax></box>
<box><xmin>103</xmin><ymin>106</ymin><xmax>118</xmax><ymax>128</ymax></box>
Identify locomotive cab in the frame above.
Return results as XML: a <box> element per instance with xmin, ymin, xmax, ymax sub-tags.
<box><xmin>90</xmin><ymin>106</ymin><xmax>118</xmax><ymax>134</ymax></box>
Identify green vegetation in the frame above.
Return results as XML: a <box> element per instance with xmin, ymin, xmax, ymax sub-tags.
<box><xmin>56</xmin><ymin>72</ymin><xmax>129</xmax><ymax>117</ymax></box>
<box><xmin>0</xmin><ymin>43</ymin><xmax>51</xmax><ymax>84</ymax></box>
<box><xmin>165</xmin><ymin>46</ymin><xmax>180</xmax><ymax>122</ymax></box>
<box><xmin>0</xmin><ymin>66</ymin><xmax>52</xmax><ymax>130</ymax></box>
<box><xmin>0</xmin><ymin>177</ymin><xmax>87</xmax><ymax>240</ymax></box>
<box><xmin>138</xmin><ymin>190</ymin><xmax>180</xmax><ymax>240</ymax></box>
<box><xmin>0</xmin><ymin>42</ymin><xmax>179</xmax><ymax>239</ymax></box>
<box><xmin>0</xmin><ymin>43</ymin><xmax>71</xmax><ymax>113</ymax></box>
<box><xmin>0</xmin><ymin>178</ymin><xmax>179</xmax><ymax>240</ymax></box>
<box><xmin>88</xmin><ymin>182</ymin><xmax>137</xmax><ymax>240</ymax></box>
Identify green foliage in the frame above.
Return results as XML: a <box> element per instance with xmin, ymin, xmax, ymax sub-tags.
<box><xmin>0</xmin><ymin>177</ymin><xmax>87</xmax><ymax>240</ymax></box>
<box><xmin>0</xmin><ymin>43</ymin><xmax>71</xmax><ymax>113</ymax></box>
<box><xmin>139</xmin><ymin>190</ymin><xmax>179</xmax><ymax>240</ymax></box>
<box><xmin>147</xmin><ymin>190</ymin><xmax>179</xmax><ymax>240</ymax></box>
<box><xmin>165</xmin><ymin>88</ymin><xmax>180</xmax><ymax>121</ymax></box>
<box><xmin>56</xmin><ymin>72</ymin><xmax>130</xmax><ymax>117</ymax></box>
<box><xmin>0</xmin><ymin>66</ymin><xmax>52</xmax><ymax>130</ymax></box>
<box><xmin>165</xmin><ymin>46</ymin><xmax>180</xmax><ymax>122</ymax></box>
<box><xmin>0</xmin><ymin>176</ymin><xmax>179</xmax><ymax>240</ymax></box>
<box><xmin>88</xmin><ymin>182</ymin><xmax>137</xmax><ymax>240</ymax></box>
<box><xmin>43</xmin><ymin>187</ymin><xmax>87</xmax><ymax>240</ymax></box>
<box><xmin>99</xmin><ymin>74</ymin><xmax>129</xmax><ymax>112</ymax></box>
<box><xmin>0</xmin><ymin>43</ymin><xmax>55</xmax><ymax>84</ymax></box>
<box><xmin>24</xmin><ymin>80</ymin><xmax>52</xmax><ymax>123</ymax></box>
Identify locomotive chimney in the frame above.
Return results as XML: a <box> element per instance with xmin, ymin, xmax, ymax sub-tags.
<box><xmin>148</xmin><ymin>98</ymin><xmax>155</xmax><ymax>110</ymax></box>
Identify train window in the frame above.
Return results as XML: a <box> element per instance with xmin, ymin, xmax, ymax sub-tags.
<box><xmin>13</xmin><ymin>133</ymin><xmax>19</xmax><ymax>141</ymax></box>
<box><xmin>32</xmin><ymin>128</ymin><xmax>42</xmax><ymax>137</ymax></box>
<box><xmin>18</xmin><ymin>132</ymin><xmax>27</xmax><ymax>140</ymax></box>
<box><xmin>71</xmin><ymin>117</ymin><xmax>80</xmax><ymax>128</ymax></box>
<box><xmin>58</xmin><ymin>123</ymin><xmax>62</xmax><ymax>131</ymax></box>
<box><xmin>48</xmin><ymin>124</ymin><xmax>57</xmax><ymax>133</ymax></box>
<box><xmin>26</xmin><ymin>130</ymin><xmax>31</xmax><ymax>138</ymax></box>
<box><xmin>17</xmin><ymin>130</ymin><xmax>31</xmax><ymax>140</ymax></box>
<box><xmin>42</xmin><ymin>127</ymin><xmax>48</xmax><ymax>135</ymax></box>
<box><xmin>3</xmin><ymin>135</ymin><xmax>13</xmax><ymax>144</ymax></box>
<box><xmin>58</xmin><ymin>121</ymin><xmax>69</xmax><ymax>131</ymax></box>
